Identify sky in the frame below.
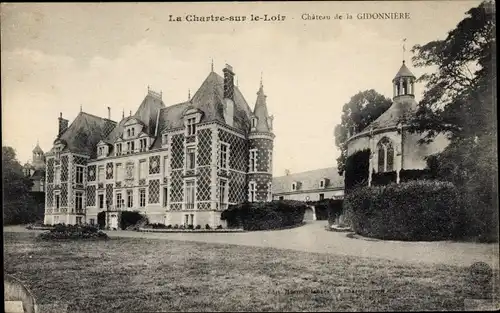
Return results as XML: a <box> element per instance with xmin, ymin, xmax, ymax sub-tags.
<box><xmin>1</xmin><ymin>1</ymin><xmax>482</xmax><ymax>176</ymax></box>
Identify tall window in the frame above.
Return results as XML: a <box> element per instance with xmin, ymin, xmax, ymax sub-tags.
<box><xmin>267</xmin><ymin>182</ymin><xmax>272</xmax><ymax>201</ymax></box>
<box><xmin>186</xmin><ymin>146</ymin><xmax>196</xmax><ymax>169</ymax></box>
<box><xmin>163</xmin><ymin>156</ymin><xmax>168</xmax><ymax>176</ymax></box>
<box><xmin>187</xmin><ymin>118</ymin><xmax>196</xmax><ymax>136</ymax></box>
<box><xmin>139</xmin><ymin>138</ymin><xmax>148</xmax><ymax>152</ymax></box>
<box><xmin>249</xmin><ymin>182</ymin><xmax>256</xmax><ymax>202</ymax></box>
<box><xmin>139</xmin><ymin>160</ymin><xmax>147</xmax><ymax>180</ymax></box>
<box><xmin>131</xmin><ymin>128</ymin><xmax>135</xmax><ymax>136</ymax></box>
<box><xmin>130</xmin><ymin>141</ymin><xmax>135</xmax><ymax>153</ymax></box>
<box><xmin>55</xmin><ymin>194</ymin><xmax>60</xmax><ymax>209</ymax></box>
<box><xmin>252</xmin><ymin>118</ymin><xmax>257</xmax><ymax>128</ymax></box>
<box><xmin>98</xmin><ymin>146</ymin><xmax>106</xmax><ymax>156</ymax></box>
<box><xmin>163</xmin><ymin>187</ymin><xmax>168</xmax><ymax>207</ymax></box>
<box><xmin>54</xmin><ymin>167</ymin><xmax>61</xmax><ymax>184</ymax></box>
<box><xmin>185</xmin><ymin>180</ymin><xmax>195</xmax><ymax>209</ymax></box>
<box><xmin>268</xmin><ymin>150</ymin><xmax>273</xmax><ymax>172</ymax></box>
<box><xmin>319</xmin><ymin>193</ymin><xmax>325</xmax><ymax>201</ymax></box>
<box><xmin>291</xmin><ymin>182</ymin><xmax>297</xmax><ymax>191</ymax></box>
<box><xmin>127</xmin><ymin>190</ymin><xmax>133</xmax><ymax>208</ymax></box>
<box><xmin>220</xmin><ymin>180</ymin><xmax>227</xmax><ymax>209</ymax></box>
<box><xmin>139</xmin><ymin>189</ymin><xmax>146</xmax><ymax>207</ymax></box>
<box><xmin>162</xmin><ymin>134</ymin><xmax>168</xmax><ymax>145</ymax></box>
<box><xmin>220</xmin><ymin>143</ymin><xmax>229</xmax><ymax>169</ymax></box>
<box><xmin>127</xmin><ymin>129</ymin><xmax>131</xmax><ymax>138</ymax></box>
<box><xmin>98</xmin><ymin>165</ymin><xmax>105</xmax><ymax>182</ymax></box>
<box><xmin>116</xmin><ymin>163</ymin><xmax>123</xmax><ymax>181</ymax></box>
<box><xmin>377</xmin><ymin>137</ymin><xmax>395</xmax><ymax>172</ymax></box>
<box><xmin>116</xmin><ymin>192</ymin><xmax>123</xmax><ymax>209</ymax></box>
<box><xmin>126</xmin><ymin>142</ymin><xmax>130</xmax><ymax>153</ymax></box>
<box><xmin>75</xmin><ymin>192</ymin><xmax>83</xmax><ymax>211</ymax></box>
<box><xmin>116</xmin><ymin>143</ymin><xmax>122</xmax><ymax>155</ymax></box>
<box><xmin>249</xmin><ymin>150</ymin><xmax>257</xmax><ymax>172</ymax></box>
<box><xmin>76</xmin><ymin>166</ymin><xmax>84</xmax><ymax>184</ymax></box>
<box><xmin>98</xmin><ymin>193</ymin><xmax>104</xmax><ymax>209</ymax></box>
<box><xmin>54</xmin><ymin>215</ymin><xmax>60</xmax><ymax>224</ymax></box>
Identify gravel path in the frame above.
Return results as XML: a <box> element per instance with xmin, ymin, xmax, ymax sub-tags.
<box><xmin>5</xmin><ymin>222</ymin><xmax>498</xmax><ymax>268</ymax></box>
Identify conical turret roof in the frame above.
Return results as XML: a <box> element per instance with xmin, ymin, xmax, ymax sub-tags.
<box><xmin>252</xmin><ymin>84</ymin><xmax>271</xmax><ymax>132</ymax></box>
<box><xmin>393</xmin><ymin>61</ymin><xmax>415</xmax><ymax>81</ymax></box>
<box><xmin>33</xmin><ymin>142</ymin><xmax>43</xmax><ymax>154</ymax></box>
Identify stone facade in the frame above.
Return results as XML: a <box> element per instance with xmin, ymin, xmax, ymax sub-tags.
<box><xmin>43</xmin><ymin>64</ymin><xmax>275</xmax><ymax>228</ymax></box>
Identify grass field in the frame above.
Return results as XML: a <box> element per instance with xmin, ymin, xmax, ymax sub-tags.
<box><xmin>3</xmin><ymin>232</ymin><xmax>498</xmax><ymax>312</ymax></box>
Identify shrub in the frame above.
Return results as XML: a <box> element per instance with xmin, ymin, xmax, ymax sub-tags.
<box><xmin>399</xmin><ymin>169</ymin><xmax>436</xmax><ymax>182</ymax></box>
<box><xmin>38</xmin><ymin>224</ymin><xmax>109</xmax><ymax>241</ymax></box>
<box><xmin>221</xmin><ymin>200</ymin><xmax>307</xmax><ymax>231</ymax></box>
<box><xmin>173</xmin><ymin>224</ymin><xmax>179</xmax><ymax>229</ymax></box>
<box><xmin>120</xmin><ymin>211</ymin><xmax>146</xmax><ymax>230</ymax></box>
<box><xmin>195</xmin><ymin>225</ymin><xmax>201</xmax><ymax>229</ymax></box>
<box><xmin>187</xmin><ymin>224</ymin><xmax>194</xmax><ymax>230</ymax></box>
<box><xmin>345</xmin><ymin>180</ymin><xmax>464</xmax><ymax>241</ymax></box>
<box><xmin>146</xmin><ymin>223</ymin><xmax>167</xmax><ymax>229</ymax></box>
<box><xmin>371</xmin><ymin>171</ymin><xmax>397</xmax><ymax>186</ymax></box>
<box><xmin>205</xmin><ymin>224</ymin><xmax>211</xmax><ymax>230</ymax></box>
<box><xmin>180</xmin><ymin>225</ymin><xmax>185</xmax><ymax>229</ymax></box>
<box><xmin>345</xmin><ymin>149</ymin><xmax>370</xmax><ymax>191</ymax></box>
<box><xmin>166</xmin><ymin>224</ymin><xmax>172</xmax><ymax>229</ymax></box>
<box><xmin>216</xmin><ymin>225</ymin><xmax>223</xmax><ymax>229</ymax></box>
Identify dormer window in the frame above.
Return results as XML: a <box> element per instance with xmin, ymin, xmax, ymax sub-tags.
<box><xmin>131</xmin><ymin>128</ymin><xmax>135</xmax><ymax>136</ymax></box>
<box><xmin>319</xmin><ymin>178</ymin><xmax>329</xmax><ymax>189</ymax></box>
<box><xmin>98</xmin><ymin>146</ymin><xmax>105</xmax><ymax>157</ymax></box>
<box><xmin>139</xmin><ymin>138</ymin><xmax>148</xmax><ymax>152</ymax></box>
<box><xmin>162</xmin><ymin>134</ymin><xmax>168</xmax><ymax>146</ymax></box>
<box><xmin>291</xmin><ymin>182</ymin><xmax>297</xmax><ymax>191</ymax></box>
<box><xmin>116</xmin><ymin>143</ymin><xmax>122</xmax><ymax>156</ymax></box>
<box><xmin>251</xmin><ymin>117</ymin><xmax>257</xmax><ymax>129</ymax></box>
<box><xmin>183</xmin><ymin>108</ymin><xmax>203</xmax><ymax>137</ymax></box>
<box><xmin>127</xmin><ymin>129</ymin><xmax>131</xmax><ymax>138</ymax></box>
<box><xmin>187</xmin><ymin>117</ymin><xmax>196</xmax><ymax>136</ymax></box>
<box><xmin>126</xmin><ymin>141</ymin><xmax>135</xmax><ymax>154</ymax></box>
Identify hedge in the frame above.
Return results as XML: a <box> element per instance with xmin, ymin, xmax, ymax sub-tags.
<box><xmin>221</xmin><ymin>200</ymin><xmax>307</xmax><ymax>231</ymax></box>
<box><xmin>120</xmin><ymin>211</ymin><xmax>146</xmax><ymax>230</ymax></box>
<box><xmin>345</xmin><ymin>149</ymin><xmax>370</xmax><ymax>192</ymax></box>
<box><xmin>38</xmin><ymin>224</ymin><xmax>109</xmax><ymax>241</ymax></box>
<box><xmin>344</xmin><ymin>180</ymin><xmax>465</xmax><ymax>241</ymax></box>
<box><xmin>371</xmin><ymin>171</ymin><xmax>397</xmax><ymax>186</ymax></box>
<box><xmin>399</xmin><ymin>169</ymin><xmax>436</xmax><ymax>182</ymax></box>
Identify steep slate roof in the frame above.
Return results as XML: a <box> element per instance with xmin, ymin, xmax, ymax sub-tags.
<box><xmin>253</xmin><ymin>85</ymin><xmax>271</xmax><ymax>132</ymax></box>
<box><xmin>32</xmin><ymin>143</ymin><xmax>44</xmax><ymax>154</ymax></box>
<box><xmin>57</xmin><ymin>112</ymin><xmax>116</xmax><ymax>158</ymax></box>
<box><xmin>31</xmin><ymin>169</ymin><xmax>45</xmax><ymax>179</ymax></box>
<box><xmin>361</xmin><ymin>97</ymin><xmax>418</xmax><ymax>132</ymax></box>
<box><xmin>272</xmin><ymin>167</ymin><xmax>344</xmax><ymax>194</ymax></box>
<box><xmin>134</xmin><ymin>93</ymin><xmax>166</xmax><ymax>136</ymax></box>
<box><xmin>155</xmin><ymin>71</ymin><xmax>253</xmax><ymax>135</ymax></box>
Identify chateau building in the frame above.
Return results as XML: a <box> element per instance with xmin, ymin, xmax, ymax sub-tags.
<box><xmin>23</xmin><ymin>143</ymin><xmax>46</xmax><ymax>193</ymax></box>
<box><xmin>43</xmin><ymin>64</ymin><xmax>275</xmax><ymax>228</ymax></box>
<box><xmin>272</xmin><ymin>167</ymin><xmax>344</xmax><ymax>201</ymax></box>
<box><xmin>345</xmin><ymin>60</ymin><xmax>448</xmax><ymax>185</ymax></box>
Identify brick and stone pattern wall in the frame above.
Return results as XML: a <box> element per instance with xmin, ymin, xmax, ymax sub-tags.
<box><xmin>248</xmin><ymin>173</ymin><xmax>272</xmax><ymax>202</ymax></box>
<box><xmin>249</xmin><ymin>138</ymin><xmax>273</xmax><ymax>173</ymax></box>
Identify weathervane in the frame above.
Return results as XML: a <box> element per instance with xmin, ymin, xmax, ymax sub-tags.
<box><xmin>402</xmin><ymin>38</ymin><xmax>407</xmax><ymax>63</ymax></box>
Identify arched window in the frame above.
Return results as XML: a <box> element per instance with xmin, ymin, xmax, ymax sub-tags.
<box><xmin>403</xmin><ymin>80</ymin><xmax>408</xmax><ymax>95</ymax></box>
<box><xmin>127</xmin><ymin>129</ymin><xmax>131</xmax><ymax>137</ymax></box>
<box><xmin>377</xmin><ymin>137</ymin><xmax>394</xmax><ymax>172</ymax></box>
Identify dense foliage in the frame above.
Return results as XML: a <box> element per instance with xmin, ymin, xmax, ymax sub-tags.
<box><xmin>345</xmin><ymin>180</ymin><xmax>465</xmax><ymax>241</ymax></box>
<box><xmin>334</xmin><ymin>90</ymin><xmax>392</xmax><ymax>174</ymax></box>
<box><xmin>344</xmin><ymin>149</ymin><xmax>370</xmax><ymax>191</ymax></box>
<box><xmin>307</xmin><ymin>199</ymin><xmax>343</xmax><ymax>222</ymax></box>
<box><xmin>371</xmin><ymin>171</ymin><xmax>397</xmax><ymax>186</ymax></box>
<box><xmin>3</xmin><ymin>146</ymin><xmax>44</xmax><ymax>225</ymax></box>
<box><xmin>38</xmin><ymin>224</ymin><xmax>109</xmax><ymax>240</ymax></box>
<box><xmin>405</xmin><ymin>1</ymin><xmax>497</xmax><ymax>241</ymax></box>
<box><xmin>399</xmin><ymin>169</ymin><xmax>436</xmax><ymax>182</ymax></box>
<box><xmin>120</xmin><ymin>211</ymin><xmax>146</xmax><ymax>230</ymax></box>
<box><xmin>221</xmin><ymin>200</ymin><xmax>307</xmax><ymax>231</ymax></box>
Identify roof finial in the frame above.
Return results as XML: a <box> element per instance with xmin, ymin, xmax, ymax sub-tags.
<box><xmin>80</xmin><ymin>104</ymin><xmax>82</xmax><ymax>112</ymax></box>
<box><xmin>36</xmin><ymin>138</ymin><xmax>39</xmax><ymax>146</ymax></box>
<box><xmin>129</xmin><ymin>110</ymin><xmax>132</xmax><ymax>116</ymax></box>
<box><xmin>188</xmin><ymin>89</ymin><xmax>191</xmax><ymax>100</ymax></box>
<box><xmin>122</xmin><ymin>109</ymin><xmax>125</xmax><ymax>119</ymax></box>
<box><xmin>402</xmin><ymin>38</ymin><xmax>407</xmax><ymax>64</ymax></box>
<box><xmin>148</xmin><ymin>85</ymin><xmax>150</xmax><ymax>92</ymax></box>
<box><xmin>236</xmin><ymin>77</ymin><xmax>239</xmax><ymax>87</ymax></box>
<box><xmin>211</xmin><ymin>58</ymin><xmax>214</xmax><ymax>72</ymax></box>
<box><xmin>260</xmin><ymin>71</ymin><xmax>263</xmax><ymax>88</ymax></box>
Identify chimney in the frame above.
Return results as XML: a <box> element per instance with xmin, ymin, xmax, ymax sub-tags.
<box><xmin>222</xmin><ymin>64</ymin><xmax>235</xmax><ymax>100</ymax></box>
<box><xmin>107</xmin><ymin>107</ymin><xmax>111</xmax><ymax>120</ymax></box>
<box><xmin>58</xmin><ymin>112</ymin><xmax>69</xmax><ymax>136</ymax></box>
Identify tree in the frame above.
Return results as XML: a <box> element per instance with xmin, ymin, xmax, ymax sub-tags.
<box><xmin>334</xmin><ymin>89</ymin><xmax>392</xmax><ymax>174</ymax></box>
<box><xmin>2</xmin><ymin>146</ymin><xmax>39</xmax><ymax>225</ymax></box>
<box><xmin>407</xmin><ymin>1</ymin><xmax>497</xmax><ymax>241</ymax></box>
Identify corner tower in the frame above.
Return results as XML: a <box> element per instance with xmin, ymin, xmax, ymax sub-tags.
<box><xmin>247</xmin><ymin>79</ymin><xmax>275</xmax><ymax>202</ymax></box>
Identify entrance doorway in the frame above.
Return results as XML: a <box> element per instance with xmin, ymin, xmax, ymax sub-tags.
<box><xmin>109</xmin><ymin>214</ymin><xmax>118</xmax><ymax>230</ymax></box>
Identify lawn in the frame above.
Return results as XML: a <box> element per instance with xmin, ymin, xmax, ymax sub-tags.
<box><xmin>3</xmin><ymin>231</ymin><xmax>497</xmax><ymax>312</ymax></box>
